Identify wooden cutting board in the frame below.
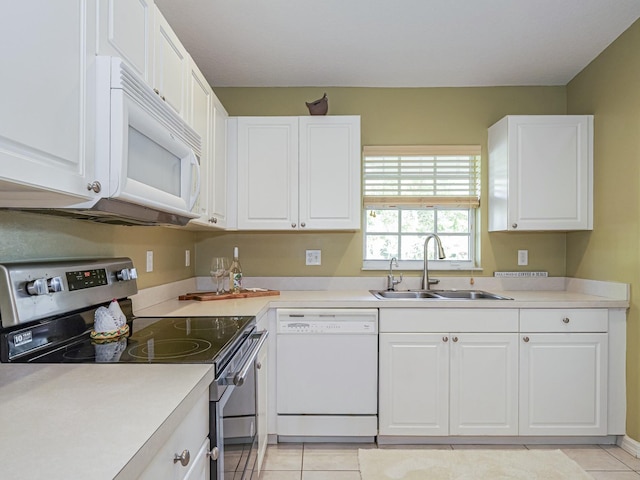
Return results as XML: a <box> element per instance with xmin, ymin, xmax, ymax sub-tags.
<box><xmin>178</xmin><ymin>289</ymin><xmax>280</xmax><ymax>301</ymax></box>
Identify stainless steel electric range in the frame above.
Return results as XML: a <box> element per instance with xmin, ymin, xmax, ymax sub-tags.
<box><xmin>0</xmin><ymin>257</ymin><xmax>265</xmax><ymax>480</ymax></box>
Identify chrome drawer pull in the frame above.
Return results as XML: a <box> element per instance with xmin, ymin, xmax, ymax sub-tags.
<box><xmin>562</xmin><ymin>317</ymin><xmax>570</xmax><ymax>323</ymax></box>
<box><xmin>173</xmin><ymin>449</ymin><xmax>190</xmax><ymax>467</ymax></box>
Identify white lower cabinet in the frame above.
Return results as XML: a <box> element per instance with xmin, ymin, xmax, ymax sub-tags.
<box><xmin>139</xmin><ymin>392</ymin><xmax>209</xmax><ymax>480</ymax></box>
<box><xmin>519</xmin><ymin>308</ymin><xmax>608</xmax><ymax>436</ymax></box>
<box><xmin>378</xmin><ymin>309</ymin><xmax>519</xmax><ymax>437</ymax></box>
<box><xmin>183</xmin><ymin>437</ymin><xmax>211</xmax><ymax>480</ymax></box>
<box><xmin>379</xmin><ymin>333</ymin><xmax>448</xmax><ymax>435</ymax></box>
<box><xmin>450</xmin><ymin>333</ymin><xmax>519</xmax><ymax>435</ymax></box>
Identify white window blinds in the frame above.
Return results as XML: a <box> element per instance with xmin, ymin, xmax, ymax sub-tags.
<box><xmin>363</xmin><ymin>145</ymin><xmax>481</xmax><ymax>208</ymax></box>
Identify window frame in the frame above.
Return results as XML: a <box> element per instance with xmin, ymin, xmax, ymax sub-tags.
<box><xmin>361</xmin><ymin>145</ymin><xmax>481</xmax><ymax>271</ymax></box>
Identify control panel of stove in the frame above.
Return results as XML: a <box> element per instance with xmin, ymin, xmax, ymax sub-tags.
<box><xmin>0</xmin><ymin>258</ymin><xmax>138</xmax><ymax>329</ymax></box>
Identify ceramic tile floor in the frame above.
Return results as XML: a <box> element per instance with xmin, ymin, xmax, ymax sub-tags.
<box><xmin>258</xmin><ymin>443</ymin><xmax>640</xmax><ymax>480</ymax></box>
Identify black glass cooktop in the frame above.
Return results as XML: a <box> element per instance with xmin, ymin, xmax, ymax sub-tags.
<box><xmin>22</xmin><ymin>316</ymin><xmax>256</xmax><ymax>366</ymax></box>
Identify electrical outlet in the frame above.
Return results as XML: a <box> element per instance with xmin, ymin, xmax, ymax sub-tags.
<box><xmin>518</xmin><ymin>250</ymin><xmax>528</xmax><ymax>266</ymax></box>
<box><xmin>185</xmin><ymin>249</ymin><xmax>191</xmax><ymax>267</ymax></box>
<box><xmin>306</xmin><ymin>250</ymin><xmax>321</xmax><ymax>266</ymax></box>
<box><xmin>146</xmin><ymin>250</ymin><xmax>154</xmax><ymax>272</ymax></box>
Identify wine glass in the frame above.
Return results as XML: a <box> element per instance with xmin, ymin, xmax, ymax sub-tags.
<box><xmin>210</xmin><ymin>257</ymin><xmax>230</xmax><ymax>294</ymax></box>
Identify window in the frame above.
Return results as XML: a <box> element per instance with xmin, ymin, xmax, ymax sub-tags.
<box><xmin>362</xmin><ymin>145</ymin><xmax>481</xmax><ymax>270</ymax></box>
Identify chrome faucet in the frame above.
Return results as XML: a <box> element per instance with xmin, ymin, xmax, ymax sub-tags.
<box><xmin>386</xmin><ymin>257</ymin><xmax>403</xmax><ymax>291</ymax></box>
<box><xmin>422</xmin><ymin>234</ymin><xmax>446</xmax><ymax>290</ymax></box>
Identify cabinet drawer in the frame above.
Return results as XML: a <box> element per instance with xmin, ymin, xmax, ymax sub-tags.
<box><xmin>379</xmin><ymin>308</ymin><xmax>519</xmax><ymax>333</ymax></box>
<box><xmin>139</xmin><ymin>392</ymin><xmax>209</xmax><ymax>480</ymax></box>
<box><xmin>520</xmin><ymin>309</ymin><xmax>608</xmax><ymax>332</ymax></box>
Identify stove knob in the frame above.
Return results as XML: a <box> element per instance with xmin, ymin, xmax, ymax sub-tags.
<box><xmin>47</xmin><ymin>276</ymin><xmax>64</xmax><ymax>293</ymax></box>
<box><xmin>116</xmin><ymin>268</ymin><xmax>138</xmax><ymax>281</ymax></box>
<box><xmin>25</xmin><ymin>278</ymin><xmax>48</xmax><ymax>296</ymax></box>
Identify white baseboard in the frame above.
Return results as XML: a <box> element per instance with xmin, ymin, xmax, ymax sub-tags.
<box><xmin>619</xmin><ymin>435</ymin><xmax>640</xmax><ymax>458</ymax></box>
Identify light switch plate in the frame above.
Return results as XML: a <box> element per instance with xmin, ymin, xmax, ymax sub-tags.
<box><xmin>146</xmin><ymin>250</ymin><xmax>154</xmax><ymax>272</ymax></box>
<box><xmin>306</xmin><ymin>250</ymin><xmax>321</xmax><ymax>266</ymax></box>
<box><xmin>518</xmin><ymin>250</ymin><xmax>528</xmax><ymax>266</ymax></box>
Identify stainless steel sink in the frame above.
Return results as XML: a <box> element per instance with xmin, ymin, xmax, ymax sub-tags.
<box><xmin>430</xmin><ymin>290</ymin><xmax>513</xmax><ymax>300</ymax></box>
<box><xmin>370</xmin><ymin>289</ymin><xmax>513</xmax><ymax>300</ymax></box>
<box><xmin>371</xmin><ymin>290</ymin><xmax>442</xmax><ymax>299</ymax></box>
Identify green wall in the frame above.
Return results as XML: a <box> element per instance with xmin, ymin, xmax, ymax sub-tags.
<box><xmin>197</xmin><ymin>86</ymin><xmax>569</xmax><ymax>279</ymax></box>
<box><xmin>567</xmin><ymin>18</ymin><xmax>640</xmax><ymax>441</ymax></box>
<box><xmin>0</xmin><ymin>210</ymin><xmax>196</xmax><ymax>289</ymax></box>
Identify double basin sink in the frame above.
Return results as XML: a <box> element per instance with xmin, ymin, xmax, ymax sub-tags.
<box><xmin>370</xmin><ymin>289</ymin><xmax>513</xmax><ymax>300</ymax></box>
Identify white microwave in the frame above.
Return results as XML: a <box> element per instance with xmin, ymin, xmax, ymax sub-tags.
<box><xmin>51</xmin><ymin>56</ymin><xmax>202</xmax><ymax>226</ymax></box>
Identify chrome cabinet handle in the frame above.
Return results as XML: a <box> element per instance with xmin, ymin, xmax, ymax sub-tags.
<box><xmin>256</xmin><ymin>361</ymin><xmax>262</xmax><ymax>369</ymax></box>
<box><xmin>208</xmin><ymin>447</ymin><xmax>219</xmax><ymax>461</ymax></box>
<box><xmin>562</xmin><ymin>317</ymin><xmax>570</xmax><ymax>324</ymax></box>
<box><xmin>301</xmin><ymin>222</ymin><xmax>306</xmax><ymax>227</ymax></box>
<box><xmin>291</xmin><ymin>223</ymin><xmax>296</xmax><ymax>228</ymax></box>
<box><xmin>173</xmin><ymin>449</ymin><xmax>190</xmax><ymax>467</ymax></box>
<box><xmin>442</xmin><ymin>336</ymin><xmax>448</xmax><ymax>342</ymax></box>
<box><xmin>452</xmin><ymin>336</ymin><xmax>459</xmax><ymax>342</ymax></box>
<box><xmin>523</xmin><ymin>336</ymin><xmax>530</xmax><ymax>343</ymax></box>
<box><xmin>86</xmin><ymin>181</ymin><xmax>101</xmax><ymax>193</ymax></box>
<box><xmin>512</xmin><ymin>223</ymin><xmax>518</xmax><ymax>229</ymax></box>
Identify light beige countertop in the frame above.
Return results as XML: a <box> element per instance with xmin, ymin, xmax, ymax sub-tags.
<box><xmin>0</xmin><ymin>363</ymin><xmax>215</xmax><ymax>480</ymax></box>
<box><xmin>135</xmin><ymin>288</ymin><xmax>629</xmax><ymax>318</ymax></box>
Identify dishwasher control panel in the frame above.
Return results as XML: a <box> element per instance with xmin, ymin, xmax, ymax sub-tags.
<box><xmin>277</xmin><ymin>308</ymin><xmax>378</xmax><ymax>334</ymax></box>
<box><xmin>279</xmin><ymin>320</ymin><xmax>376</xmax><ymax>334</ymax></box>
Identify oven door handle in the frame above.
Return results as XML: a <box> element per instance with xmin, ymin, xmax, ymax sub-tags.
<box><xmin>227</xmin><ymin>330</ymin><xmax>268</xmax><ymax>387</ymax></box>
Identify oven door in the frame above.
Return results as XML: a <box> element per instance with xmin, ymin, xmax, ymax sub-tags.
<box><xmin>211</xmin><ymin>330</ymin><xmax>267</xmax><ymax>480</ymax></box>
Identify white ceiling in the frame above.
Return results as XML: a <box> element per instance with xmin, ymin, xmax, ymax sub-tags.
<box><xmin>154</xmin><ymin>0</ymin><xmax>640</xmax><ymax>88</ymax></box>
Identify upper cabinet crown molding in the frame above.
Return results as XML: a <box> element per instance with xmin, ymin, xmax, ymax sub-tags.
<box><xmin>488</xmin><ymin>115</ymin><xmax>594</xmax><ymax>232</ymax></box>
<box><xmin>235</xmin><ymin>115</ymin><xmax>361</xmax><ymax>231</ymax></box>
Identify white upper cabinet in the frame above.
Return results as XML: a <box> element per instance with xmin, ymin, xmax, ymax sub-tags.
<box><xmin>237</xmin><ymin>117</ymin><xmax>300</xmax><ymax>230</ymax></box>
<box><xmin>299</xmin><ymin>117</ymin><xmax>361</xmax><ymax>230</ymax></box>
<box><xmin>0</xmin><ymin>1</ymin><xmax>98</xmax><ymax>205</ymax></box>
<box><xmin>185</xmin><ymin>57</ymin><xmax>213</xmax><ymax>223</ymax></box>
<box><xmin>488</xmin><ymin>115</ymin><xmax>593</xmax><ymax>231</ymax></box>
<box><xmin>236</xmin><ymin>116</ymin><xmax>361</xmax><ymax>231</ymax></box>
<box><xmin>97</xmin><ymin>0</ymin><xmax>154</xmax><ymax>83</ymax></box>
<box><xmin>152</xmin><ymin>5</ymin><xmax>189</xmax><ymax>118</ymax></box>
<box><xmin>208</xmin><ymin>97</ymin><xmax>229</xmax><ymax>228</ymax></box>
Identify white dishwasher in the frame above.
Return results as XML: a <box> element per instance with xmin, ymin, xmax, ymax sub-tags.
<box><xmin>276</xmin><ymin>308</ymin><xmax>378</xmax><ymax>439</ymax></box>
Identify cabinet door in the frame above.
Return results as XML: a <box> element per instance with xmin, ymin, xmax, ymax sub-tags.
<box><xmin>379</xmin><ymin>333</ymin><xmax>449</xmax><ymax>436</ymax></box>
<box><xmin>298</xmin><ymin>116</ymin><xmax>361</xmax><ymax>229</ymax></box>
<box><xmin>237</xmin><ymin>117</ymin><xmax>298</xmax><ymax>230</ymax></box>
<box><xmin>450</xmin><ymin>333</ymin><xmax>518</xmax><ymax>435</ymax></box>
<box><xmin>0</xmin><ymin>1</ymin><xmax>96</xmax><ymax>204</ymax></box>
<box><xmin>97</xmin><ymin>0</ymin><xmax>153</xmax><ymax>82</ymax></box>
<box><xmin>153</xmin><ymin>5</ymin><xmax>188</xmax><ymax>118</ymax></box>
<box><xmin>209</xmin><ymin>97</ymin><xmax>229</xmax><ymax>228</ymax></box>
<box><xmin>186</xmin><ymin>58</ymin><xmax>212</xmax><ymax>222</ymax></box>
<box><xmin>490</xmin><ymin>115</ymin><xmax>593</xmax><ymax>231</ymax></box>
<box><xmin>139</xmin><ymin>392</ymin><xmax>209</xmax><ymax>480</ymax></box>
<box><xmin>519</xmin><ymin>333</ymin><xmax>608</xmax><ymax>435</ymax></box>
<box><xmin>183</xmin><ymin>437</ymin><xmax>210</xmax><ymax>480</ymax></box>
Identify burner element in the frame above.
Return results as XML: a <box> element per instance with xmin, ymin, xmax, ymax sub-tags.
<box><xmin>127</xmin><ymin>338</ymin><xmax>213</xmax><ymax>361</ymax></box>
